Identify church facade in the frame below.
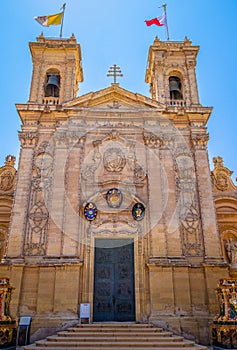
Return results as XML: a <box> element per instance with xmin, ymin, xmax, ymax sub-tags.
<box><xmin>0</xmin><ymin>33</ymin><xmax>237</xmax><ymax>345</ymax></box>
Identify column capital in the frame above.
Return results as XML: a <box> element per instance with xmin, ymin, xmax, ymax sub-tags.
<box><xmin>191</xmin><ymin>132</ymin><xmax>209</xmax><ymax>150</ymax></box>
<box><xmin>143</xmin><ymin>132</ymin><xmax>162</xmax><ymax>149</ymax></box>
<box><xmin>18</xmin><ymin>131</ymin><xmax>38</xmax><ymax>148</ymax></box>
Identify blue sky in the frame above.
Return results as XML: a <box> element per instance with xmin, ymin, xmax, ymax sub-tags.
<box><xmin>0</xmin><ymin>0</ymin><xmax>236</xmax><ymax>180</ymax></box>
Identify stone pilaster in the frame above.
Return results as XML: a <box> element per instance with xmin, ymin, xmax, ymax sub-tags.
<box><xmin>63</xmin><ymin>134</ymin><xmax>85</xmax><ymax>256</ymax></box>
<box><xmin>144</xmin><ymin>133</ymin><xmax>167</xmax><ymax>258</ymax></box>
<box><xmin>191</xmin><ymin>132</ymin><xmax>223</xmax><ymax>261</ymax></box>
<box><xmin>161</xmin><ymin>146</ymin><xmax>183</xmax><ymax>258</ymax></box>
<box><xmin>29</xmin><ymin>60</ymin><xmax>41</xmax><ymax>103</ymax></box>
<box><xmin>7</xmin><ymin>132</ymin><xmax>38</xmax><ymax>258</ymax></box>
<box><xmin>47</xmin><ymin>133</ymin><xmax>68</xmax><ymax>256</ymax></box>
<box><xmin>186</xmin><ymin>61</ymin><xmax>199</xmax><ymax>105</ymax></box>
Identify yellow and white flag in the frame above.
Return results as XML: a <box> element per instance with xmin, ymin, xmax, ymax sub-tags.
<box><xmin>34</xmin><ymin>11</ymin><xmax>63</xmax><ymax>27</ymax></box>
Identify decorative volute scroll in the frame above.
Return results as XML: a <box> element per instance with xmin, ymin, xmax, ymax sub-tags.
<box><xmin>212</xmin><ymin>156</ymin><xmax>237</xmax><ymax>193</ymax></box>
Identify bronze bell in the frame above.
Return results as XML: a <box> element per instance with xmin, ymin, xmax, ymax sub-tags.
<box><xmin>169</xmin><ymin>77</ymin><xmax>182</xmax><ymax>99</ymax></box>
<box><xmin>169</xmin><ymin>78</ymin><xmax>180</xmax><ymax>91</ymax></box>
<box><xmin>45</xmin><ymin>74</ymin><xmax>60</xmax><ymax>97</ymax></box>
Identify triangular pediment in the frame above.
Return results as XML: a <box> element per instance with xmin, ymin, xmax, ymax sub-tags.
<box><xmin>63</xmin><ymin>84</ymin><xmax>164</xmax><ymax>110</ymax></box>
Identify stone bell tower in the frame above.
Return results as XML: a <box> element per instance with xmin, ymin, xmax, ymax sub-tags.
<box><xmin>145</xmin><ymin>36</ymin><xmax>199</xmax><ymax>106</ymax></box>
<box><xmin>28</xmin><ymin>33</ymin><xmax>83</xmax><ymax>104</ymax></box>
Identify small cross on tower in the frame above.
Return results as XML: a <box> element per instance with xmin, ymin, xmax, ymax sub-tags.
<box><xmin>107</xmin><ymin>64</ymin><xmax>123</xmax><ymax>84</ymax></box>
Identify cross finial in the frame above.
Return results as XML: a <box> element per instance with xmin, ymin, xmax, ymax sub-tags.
<box><xmin>107</xmin><ymin>64</ymin><xmax>123</xmax><ymax>84</ymax></box>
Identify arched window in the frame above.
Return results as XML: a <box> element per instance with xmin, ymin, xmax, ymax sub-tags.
<box><xmin>169</xmin><ymin>76</ymin><xmax>183</xmax><ymax>100</ymax></box>
<box><xmin>44</xmin><ymin>69</ymin><xmax>60</xmax><ymax>98</ymax></box>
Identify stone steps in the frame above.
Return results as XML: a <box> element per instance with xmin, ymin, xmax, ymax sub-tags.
<box><xmin>24</xmin><ymin>323</ymin><xmax>207</xmax><ymax>350</ymax></box>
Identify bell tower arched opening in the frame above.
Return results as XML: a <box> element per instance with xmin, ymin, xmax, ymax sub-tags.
<box><xmin>44</xmin><ymin>69</ymin><xmax>60</xmax><ymax>98</ymax></box>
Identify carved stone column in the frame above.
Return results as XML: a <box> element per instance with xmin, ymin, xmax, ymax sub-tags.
<box><xmin>191</xmin><ymin>131</ymin><xmax>222</xmax><ymax>261</ymax></box>
<box><xmin>7</xmin><ymin>132</ymin><xmax>38</xmax><ymax>258</ymax></box>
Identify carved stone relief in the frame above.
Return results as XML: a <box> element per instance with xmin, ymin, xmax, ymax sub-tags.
<box><xmin>82</xmin><ymin>136</ymin><xmax>146</xmax><ymax>185</ymax></box>
<box><xmin>180</xmin><ymin>205</ymin><xmax>203</xmax><ymax>256</ymax></box>
<box><xmin>103</xmin><ymin>147</ymin><xmax>126</xmax><ymax>172</ymax></box>
<box><xmin>220</xmin><ymin>228</ymin><xmax>237</xmax><ymax>267</ymax></box>
<box><xmin>24</xmin><ymin>143</ymin><xmax>52</xmax><ymax>256</ymax></box>
<box><xmin>18</xmin><ymin>131</ymin><xmax>38</xmax><ymax>147</ymax></box>
<box><xmin>212</xmin><ymin>156</ymin><xmax>237</xmax><ymax>192</ymax></box>
<box><xmin>0</xmin><ymin>155</ymin><xmax>16</xmax><ymax>194</ymax></box>
<box><xmin>175</xmin><ymin>154</ymin><xmax>203</xmax><ymax>256</ymax></box>
<box><xmin>0</xmin><ymin>170</ymin><xmax>15</xmax><ymax>192</ymax></box>
<box><xmin>224</xmin><ymin>237</ymin><xmax>237</xmax><ymax>264</ymax></box>
<box><xmin>191</xmin><ymin>133</ymin><xmax>209</xmax><ymax>150</ymax></box>
<box><xmin>81</xmin><ymin>142</ymin><xmax>102</xmax><ymax>182</ymax></box>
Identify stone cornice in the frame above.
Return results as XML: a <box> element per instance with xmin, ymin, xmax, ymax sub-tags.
<box><xmin>16</xmin><ymin>103</ymin><xmax>212</xmax><ymax>127</ymax></box>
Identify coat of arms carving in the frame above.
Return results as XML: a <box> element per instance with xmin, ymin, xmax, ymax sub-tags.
<box><xmin>103</xmin><ymin>147</ymin><xmax>126</xmax><ymax>172</ymax></box>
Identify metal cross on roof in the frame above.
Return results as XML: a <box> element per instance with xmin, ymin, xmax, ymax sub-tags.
<box><xmin>107</xmin><ymin>64</ymin><xmax>123</xmax><ymax>84</ymax></box>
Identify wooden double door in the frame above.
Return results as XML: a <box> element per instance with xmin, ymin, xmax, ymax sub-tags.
<box><xmin>93</xmin><ymin>239</ymin><xmax>135</xmax><ymax>322</ymax></box>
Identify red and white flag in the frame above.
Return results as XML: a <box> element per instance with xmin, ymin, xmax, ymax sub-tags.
<box><xmin>145</xmin><ymin>12</ymin><xmax>166</xmax><ymax>26</ymax></box>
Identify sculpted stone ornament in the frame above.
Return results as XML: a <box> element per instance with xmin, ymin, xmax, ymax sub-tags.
<box><xmin>212</xmin><ymin>156</ymin><xmax>237</xmax><ymax>192</ymax></box>
<box><xmin>4</xmin><ymin>155</ymin><xmax>16</xmax><ymax>167</ymax></box>
<box><xmin>143</xmin><ymin>132</ymin><xmax>162</xmax><ymax>149</ymax></box>
<box><xmin>134</xmin><ymin>163</ymin><xmax>146</xmax><ymax>183</ymax></box>
<box><xmin>216</xmin><ymin>174</ymin><xmax>228</xmax><ymax>191</ymax></box>
<box><xmin>0</xmin><ymin>170</ymin><xmax>14</xmax><ymax>191</ymax></box>
<box><xmin>18</xmin><ymin>131</ymin><xmax>38</xmax><ymax>147</ymax></box>
<box><xmin>191</xmin><ymin>133</ymin><xmax>209</xmax><ymax>150</ymax></box>
<box><xmin>0</xmin><ymin>155</ymin><xmax>16</xmax><ymax>193</ymax></box>
<box><xmin>225</xmin><ymin>238</ymin><xmax>237</xmax><ymax>265</ymax></box>
<box><xmin>103</xmin><ymin>147</ymin><xmax>126</xmax><ymax>172</ymax></box>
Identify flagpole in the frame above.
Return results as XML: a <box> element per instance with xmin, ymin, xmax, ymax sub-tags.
<box><xmin>60</xmin><ymin>3</ymin><xmax>66</xmax><ymax>38</ymax></box>
<box><xmin>162</xmin><ymin>4</ymin><xmax>170</xmax><ymax>41</ymax></box>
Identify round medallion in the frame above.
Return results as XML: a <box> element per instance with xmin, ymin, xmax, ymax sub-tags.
<box><xmin>132</xmin><ymin>203</ymin><xmax>145</xmax><ymax>221</ymax></box>
<box><xmin>106</xmin><ymin>188</ymin><xmax>123</xmax><ymax>208</ymax></box>
<box><xmin>84</xmin><ymin>202</ymin><xmax>97</xmax><ymax>221</ymax></box>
